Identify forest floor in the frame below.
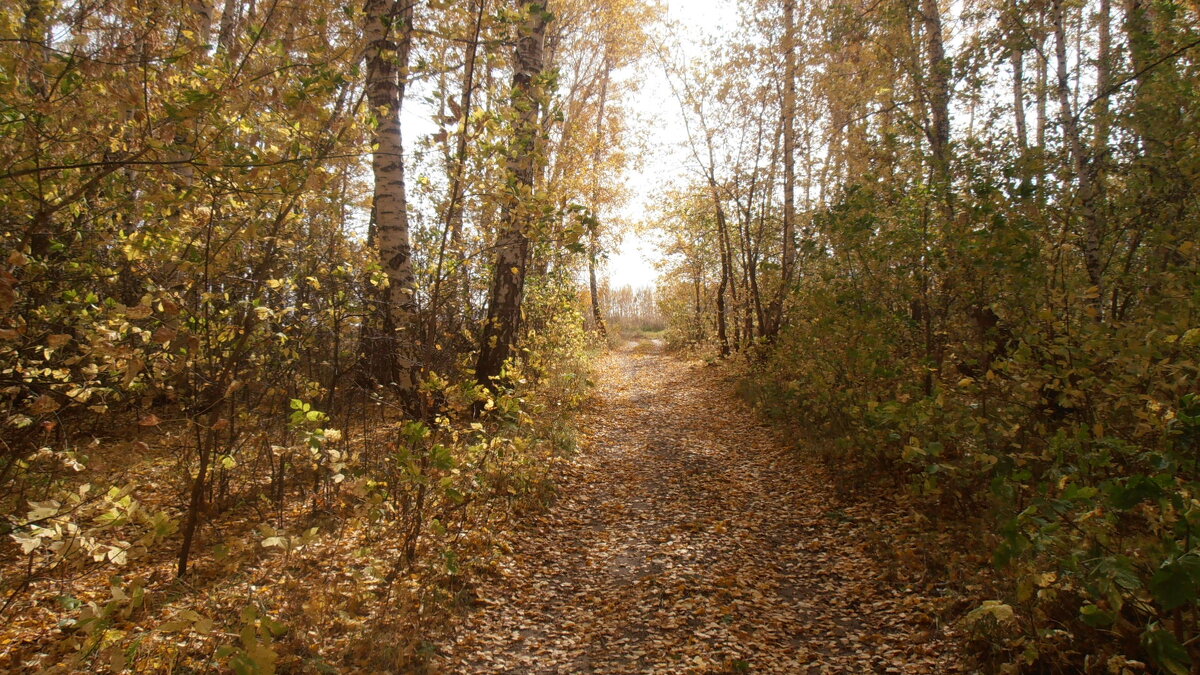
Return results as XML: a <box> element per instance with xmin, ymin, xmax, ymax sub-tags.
<box><xmin>440</xmin><ymin>339</ymin><xmax>966</xmax><ymax>673</ymax></box>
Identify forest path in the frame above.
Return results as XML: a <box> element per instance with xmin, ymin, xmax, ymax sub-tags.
<box><xmin>442</xmin><ymin>340</ymin><xmax>959</xmax><ymax>673</ymax></box>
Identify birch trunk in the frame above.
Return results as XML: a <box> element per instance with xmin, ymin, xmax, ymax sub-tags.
<box><xmin>475</xmin><ymin>1</ymin><xmax>550</xmax><ymax>388</ymax></box>
<box><xmin>216</xmin><ymin>0</ymin><xmax>241</xmax><ymax>56</ymax></box>
<box><xmin>1012</xmin><ymin>45</ymin><xmax>1028</xmax><ymax>151</ymax></box>
<box><xmin>364</xmin><ymin>0</ymin><xmax>419</xmax><ymax>396</ymax></box>
<box><xmin>1035</xmin><ymin>9</ymin><xmax>1048</xmax><ymax>150</ymax></box>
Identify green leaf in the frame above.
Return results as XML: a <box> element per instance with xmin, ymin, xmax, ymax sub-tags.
<box><xmin>1108</xmin><ymin>475</ymin><xmax>1164</xmax><ymax>510</ymax></box>
<box><xmin>402</xmin><ymin>421</ymin><xmax>429</xmax><ymax>445</ymax></box>
<box><xmin>1062</xmin><ymin>484</ymin><xmax>1098</xmax><ymax>500</ymax></box>
<box><xmin>1151</xmin><ymin>554</ymin><xmax>1200</xmax><ymax>611</ymax></box>
<box><xmin>262</xmin><ymin>616</ymin><xmax>287</xmax><ymax>638</ymax></box>
<box><xmin>1079</xmin><ymin>603</ymin><xmax>1115</xmax><ymax>627</ymax></box>
<box><xmin>1143</xmin><ymin>627</ymin><xmax>1192</xmax><ymax>675</ymax></box>
<box><xmin>431</xmin><ymin>445</ymin><xmax>454</xmax><ymax>471</ymax></box>
<box><xmin>1091</xmin><ymin>555</ymin><xmax>1143</xmax><ymax>591</ymax></box>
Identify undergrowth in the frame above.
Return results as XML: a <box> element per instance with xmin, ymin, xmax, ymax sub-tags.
<box><xmin>738</xmin><ymin>309</ymin><xmax>1200</xmax><ymax>673</ymax></box>
<box><xmin>0</xmin><ymin>282</ymin><xmax>597</xmax><ymax>673</ymax></box>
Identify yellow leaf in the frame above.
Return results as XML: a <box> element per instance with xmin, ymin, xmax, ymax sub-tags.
<box><xmin>966</xmin><ymin>600</ymin><xmax>1016</xmax><ymax>625</ymax></box>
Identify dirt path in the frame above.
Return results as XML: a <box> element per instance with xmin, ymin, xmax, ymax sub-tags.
<box><xmin>442</xmin><ymin>342</ymin><xmax>960</xmax><ymax>673</ymax></box>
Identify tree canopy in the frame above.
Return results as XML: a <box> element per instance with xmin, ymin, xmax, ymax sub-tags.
<box><xmin>2</xmin><ymin>0</ymin><xmax>1200</xmax><ymax>670</ymax></box>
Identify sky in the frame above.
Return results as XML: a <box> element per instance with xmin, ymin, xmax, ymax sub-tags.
<box><xmin>400</xmin><ymin>0</ymin><xmax>730</xmax><ymax>291</ymax></box>
<box><xmin>600</xmin><ymin>0</ymin><xmax>729</xmax><ymax>290</ymax></box>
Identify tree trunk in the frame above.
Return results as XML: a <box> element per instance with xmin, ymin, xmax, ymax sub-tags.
<box><xmin>588</xmin><ymin>52</ymin><xmax>612</xmax><ymax>339</ymax></box>
<box><xmin>1092</xmin><ymin>0</ymin><xmax>1112</xmax><ymax>154</ymax></box>
<box><xmin>191</xmin><ymin>0</ymin><xmax>214</xmax><ymax>49</ymax></box>
<box><xmin>1035</xmin><ymin>7</ymin><xmax>1048</xmax><ymax>150</ymax></box>
<box><xmin>1052</xmin><ymin>0</ymin><xmax>1105</xmax><ymax>313</ymax></box>
<box><xmin>364</xmin><ymin>0</ymin><xmax>419</xmax><ymax>398</ymax></box>
<box><xmin>475</xmin><ymin>1</ymin><xmax>550</xmax><ymax>389</ymax></box>
<box><xmin>430</xmin><ymin>0</ymin><xmax>487</xmax><ymax>351</ymax></box>
<box><xmin>178</xmin><ymin>417</ymin><xmax>215</xmax><ymax>577</ymax></box>
<box><xmin>711</xmin><ymin>186</ymin><xmax>732</xmax><ymax>357</ymax></box>
<box><xmin>588</xmin><ymin>239</ymin><xmax>606</xmax><ymax>338</ymax></box>
<box><xmin>446</xmin><ymin>0</ymin><xmax>486</xmax><ymax>251</ymax></box>
<box><xmin>919</xmin><ymin>0</ymin><xmax>951</xmax><ymax>201</ymax></box>
<box><xmin>912</xmin><ymin>0</ymin><xmax>953</xmax><ymax>393</ymax></box>
<box><xmin>717</xmin><ymin>175</ymin><xmax>741</xmax><ymax>352</ymax></box>
<box><xmin>217</xmin><ymin>0</ymin><xmax>241</xmax><ymax>57</ymax></box>
<box><xmin>1011</xmin><ymin>43</ymin><xmax>1027</xmax><ymax>151</ymax></box>
<box><xmin>765</xmin><ymin>0</ymin><xmax>797</xmax><ymax>340</ymax></box>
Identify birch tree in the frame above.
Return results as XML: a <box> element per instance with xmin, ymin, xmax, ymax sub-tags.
<box><xmin>475</xmin><ymin>1</ymin><xmax>552</xmax><ymax>388</ymax></box>
<box><xmin>363</xmin><ymin>0</ymin><xmax>419</xmax><ymax>398</ymax></box>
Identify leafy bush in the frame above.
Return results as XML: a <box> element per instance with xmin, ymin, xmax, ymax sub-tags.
<box><xmin>741</xmin><ymin>171</ymin><xmax>1200</xmax><ymax>669</ymax></box>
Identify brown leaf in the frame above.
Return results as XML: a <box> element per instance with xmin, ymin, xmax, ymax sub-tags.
<box><xmin>28</xmin><ymin>394</ymin><xmax>60</xmax><ymax>415</ymax></box>
<box><xmin>126</xmin><ymin>304</ymin><xmax>153</xmax><ymax>320</ymax></box>
<box><xmin>151</xmin><ymin>326</ymin><xmax>177</xmax><ymax>344</ymax></box>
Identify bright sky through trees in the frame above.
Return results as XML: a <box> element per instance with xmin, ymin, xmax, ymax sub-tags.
<box><xmin>604</xmin><ymin>0</ymin><xmax>728</xmax><ymax>289</ymax></box>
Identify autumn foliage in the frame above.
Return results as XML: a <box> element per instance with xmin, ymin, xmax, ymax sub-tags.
<box><xmin>656</xmin><ymin>0</ymin><xmax>1200</xmax><ymax>671</ymax></box>
<box><xmin>0</xmin><ymin>0</ymin><xmax>651</xmax><ymax>670</ymax></box>
<box><xmin>5</xmin><ymin>0</ymin><xmax>1200</xmax><ymax>671</ymax></box>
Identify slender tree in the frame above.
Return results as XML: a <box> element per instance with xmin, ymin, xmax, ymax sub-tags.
<box><xmin>765</xmin><ymin>0</ymin><xmax>797</xmax><ymax>340</ymax></box>
<box><xmin>363</xmin><ymin>0</ymin><xmax>420</xmax><ymax>397</ymax></box>
<box><xmin>588</xmin><ymin>52</ymin><xmax>612</xmax><ymax>339</ymax></box>
<box><xmin>475</xmin><ymin>1</ymin><xmax>551</xmax><ymax>388</ymax></box>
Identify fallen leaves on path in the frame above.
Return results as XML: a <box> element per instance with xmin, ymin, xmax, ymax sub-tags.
<box><xmin>442</xmin><ymin>343</ymin><xmax>964</xmax><ymax>673</ymax></box>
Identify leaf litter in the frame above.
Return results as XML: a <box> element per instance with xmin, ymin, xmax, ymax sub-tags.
<box><xmin>442</xmin><ymin>341</ymin><xmax>965</xmax><ymax>673</ymax></box>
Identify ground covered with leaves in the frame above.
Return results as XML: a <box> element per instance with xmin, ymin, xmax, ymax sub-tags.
<box><xmin>443</xmin><ymin>341</ymin><xmax>965</xmax><ymax>673</ymax></box>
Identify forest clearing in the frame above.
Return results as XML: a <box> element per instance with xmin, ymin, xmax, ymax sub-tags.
<box><xmin>2</xmin><ymin>0</ymin><xmax>1199</xmax><ymax>672</ymax></box>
